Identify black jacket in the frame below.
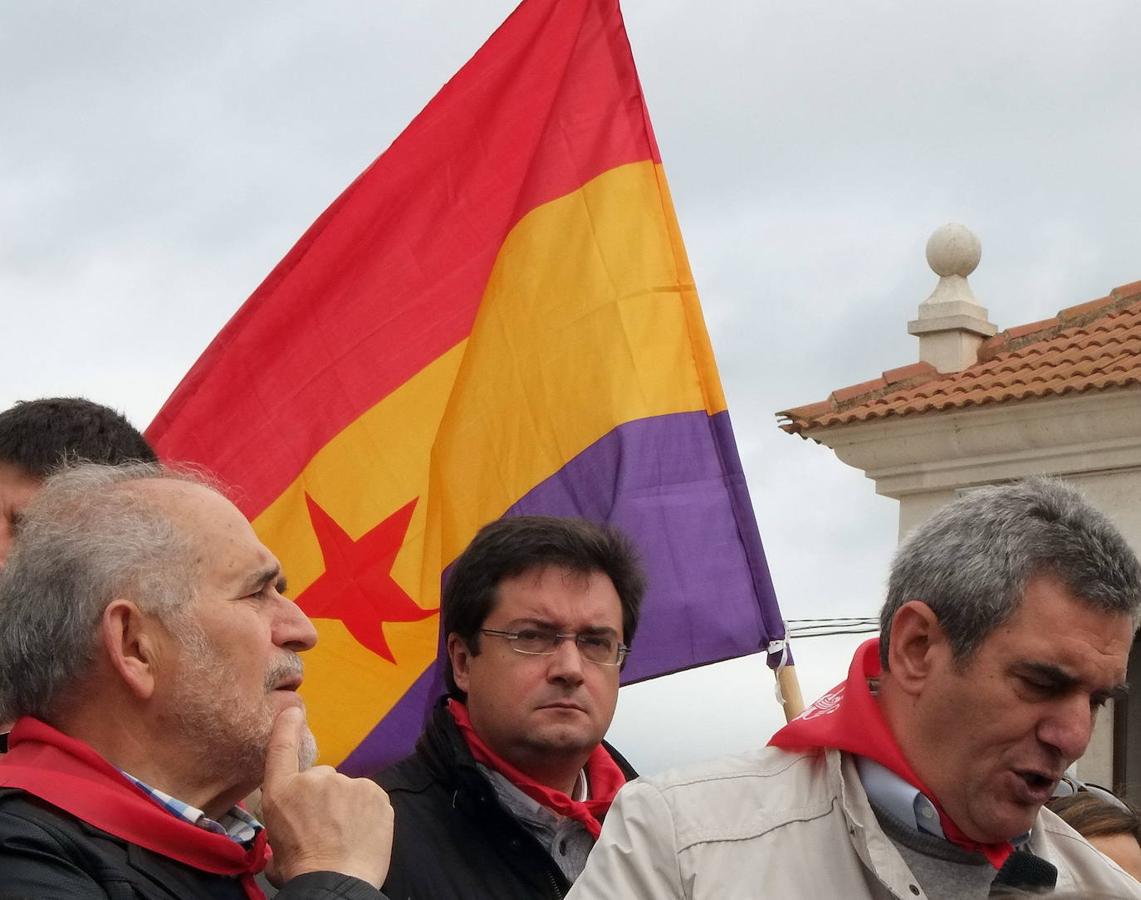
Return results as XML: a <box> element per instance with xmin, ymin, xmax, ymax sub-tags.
<box><xmin>373</xmin><ymin>699</ymin><xmax>636</xmax><ymax>900</ymax></box>
<box><xmin>0</xmin><ymin>788</ymin><xmax>385</xmax><ymax>900</ymax></box>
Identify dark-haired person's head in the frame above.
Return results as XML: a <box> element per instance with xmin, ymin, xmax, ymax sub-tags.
<box><xmin>442</xmin><ymin>515</ymin><xmax>645</xmax><ymax>791</ymax></box>
<box><xmin>1049</xmin><ymin>790</ymin><xmax>1141</xmax><ymax>881</ymax></box>
<box><xmin>0</xmin><ymin>398</ymin><xmax>155</xmax><ymax>567</ymax></box>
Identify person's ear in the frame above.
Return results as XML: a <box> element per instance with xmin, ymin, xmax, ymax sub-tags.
<box><xmin>886</xmin><ymin>600</ymin><xmax>949</xmax><ymax>697</ymax></box>
<box><xmin>101</xmin><ymin>599</ymin><xmax>164</xmax><ymax>700</ymax></box>
<box><xmin>448</xmin><ymin>633</ymin><xmax>474</xmax><ymax>694</ymax></box>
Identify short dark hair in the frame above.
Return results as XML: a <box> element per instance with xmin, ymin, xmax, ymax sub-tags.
<box><xmin>442</xmin><ymin>515</ymin><xmax>646</xmax><ymax>696</ymax></box>
<box><xmin>0</xmin><ymin>398</ymin><xmax>156</xmax><ymax>477</ymax></box>
<box><xmin>1048</xmin><ymin>791</ymin><xmax>1141</xmax><ymax>843</ymax></box>
<box><xmin>881</xmin><ymin>477</ymin><xmax>1141</xmax><ymax>669</ymax></box>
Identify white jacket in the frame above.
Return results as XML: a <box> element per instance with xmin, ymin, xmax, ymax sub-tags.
<box><xmin>568</xmin><ymin>747</ymin><xmax>1141</xmax><ymax>899</ymax></box>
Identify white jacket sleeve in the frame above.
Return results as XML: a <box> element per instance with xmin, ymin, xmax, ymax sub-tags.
<box><xmin>568</xmin><ymin>778</ymin><xmax>686</xmax><ymax>900</ymax></box>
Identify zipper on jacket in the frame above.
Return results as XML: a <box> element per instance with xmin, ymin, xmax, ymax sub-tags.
<box><xmin>547</xmin><ymin>867</ymin><xmax>565</xmax><ymax>899</ymax></box>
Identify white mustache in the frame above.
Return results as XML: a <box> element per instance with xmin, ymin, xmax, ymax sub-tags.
<box><xmin>264</xmin><ymin>654</ymin><xmax>304</xmax><ymax>691</ymax></box>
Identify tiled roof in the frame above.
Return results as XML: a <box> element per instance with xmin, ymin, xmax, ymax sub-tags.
<box><xmin>777</xmin><ymin>280</ymin><xmax>1141</xmax><ymax>435</ymax></box>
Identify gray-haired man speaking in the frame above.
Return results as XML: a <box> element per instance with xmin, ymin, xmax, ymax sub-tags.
<box><xmin>571</xmin><ymin>479</ymin><xmax>1141</xmax><ymax>898</ymax></box>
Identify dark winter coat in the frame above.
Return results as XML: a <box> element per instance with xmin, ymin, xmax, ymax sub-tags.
<box><xmin>373</xmin><ymin>700</ymin><xmax>636</xmax><ymax>900</ymax></box>
<box><xmin>0</xmin><ymin>788</ymin><xmax>385</xmax><ymax>900</ymax></box>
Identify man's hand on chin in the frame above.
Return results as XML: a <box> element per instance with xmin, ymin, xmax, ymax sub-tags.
<box><xmin>260</xmin><ymin>707</ymin><xmax>394</xmax><ymax>888</ymax></box>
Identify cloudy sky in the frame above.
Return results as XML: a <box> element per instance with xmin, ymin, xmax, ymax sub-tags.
<box><xmin>4</xmin><ymin>1</ymin><xmax>1141</xmax><ymax>773</ymax></box>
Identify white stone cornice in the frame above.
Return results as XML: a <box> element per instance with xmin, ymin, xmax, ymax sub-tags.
<box><xmin>802</xmin><ymin>386</ymin><xmax>1141</xmax><ymax>498</ymax></box>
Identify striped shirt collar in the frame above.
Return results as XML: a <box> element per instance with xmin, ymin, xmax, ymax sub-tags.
<box><xmin>118</xmin><ymin>770</ymin><xmax>262</xmax><ymax>846</ymax></box>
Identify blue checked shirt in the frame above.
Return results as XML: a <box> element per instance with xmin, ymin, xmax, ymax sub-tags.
<box><xmin>119</xmin><ymin>770</ymin><xmax>262</xmax><ymax>846</ymax></box>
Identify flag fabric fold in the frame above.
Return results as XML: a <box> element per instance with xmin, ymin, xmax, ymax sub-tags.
<box><xmin>147</xmin><ymin>0</ymin><xmax>786</xmax><ymax>774</ymax></box>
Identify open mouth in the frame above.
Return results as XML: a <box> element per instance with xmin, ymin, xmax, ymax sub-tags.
<box><xmin>1014</xmin><ymin>769</ymin><xmax>1057</xmax><ymax>799</ymax></box>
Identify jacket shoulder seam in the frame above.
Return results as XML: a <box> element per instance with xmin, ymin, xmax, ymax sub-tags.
<box><xmin>652</xmin><ymin>748</ymin><xmax>822</xmax><ymax>792</ymax></box>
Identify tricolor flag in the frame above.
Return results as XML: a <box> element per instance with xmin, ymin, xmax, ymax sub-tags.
<box><xmin>147</xmin><ymin>0</ymin><xmax>785</xmax><ymax>774</ymax></box>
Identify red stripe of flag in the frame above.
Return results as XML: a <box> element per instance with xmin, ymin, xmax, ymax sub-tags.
<box><xmin>146</xmin><ymin>0</ymin><xmax>660</xmax><ymax>516</ymax></box>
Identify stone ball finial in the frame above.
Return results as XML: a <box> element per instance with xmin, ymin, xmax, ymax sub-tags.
<box><xmin>910</xmin><ymin>222</ymin><xmax>995</xmax><ymax>373</ymax></box>
<box><xmin>926</xmin><ymin>223</ymin><xmax>981</xmax><ymax>278</ymax></box>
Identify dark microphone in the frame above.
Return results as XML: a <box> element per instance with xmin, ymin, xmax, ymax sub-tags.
<box><xmin>992</xmin><ymin>849</ymin><xmax>1058</xmax><ymax>893</ymax></box>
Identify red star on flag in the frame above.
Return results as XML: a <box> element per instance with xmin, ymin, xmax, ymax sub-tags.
<box><xmin>295</xmin><ymin>494</ymin><xmax>435</xmax><ymax>662</ymax></box>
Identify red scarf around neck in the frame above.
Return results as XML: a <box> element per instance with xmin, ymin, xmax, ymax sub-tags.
<box><xmin>769</xmin><ymin>639</ymin><xmax>1013</xmax><ymax>869</ymax></box>
<box><xmin>447</xmin><ymin>699</ymin><xmax>626</xmax><ymax>839</ymax></box>
<box><xmin>0</xmin><ymin>717</ymin><xmax>268</xmax><ymax>899</ymax></box>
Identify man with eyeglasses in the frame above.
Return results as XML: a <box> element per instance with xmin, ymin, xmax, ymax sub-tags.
<box><xmin>373</xmin><ymin>515</ymin><xmax>645</xmax><ymax>899</ymax></box>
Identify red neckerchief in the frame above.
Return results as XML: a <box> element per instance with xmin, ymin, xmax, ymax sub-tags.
<box><xmin>447</xmin><ymin>699</ymin><xmax>625</xmax><ymax>839</ymax></box>
<box><xmin>769</xmin><ymin>639</ymin><xmax>1013</xmax><ymax>869</ymax></box>
<box><xmin>0</xmin><ymin>717</ymin><xmax>268</xmax><ymax>899</ymax></box>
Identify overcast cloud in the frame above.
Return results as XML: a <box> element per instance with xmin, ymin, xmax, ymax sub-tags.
<box><xmin>3</xmin><ymin>1</ymin><xmax>1140</xmax><ymax>773</ymax></box>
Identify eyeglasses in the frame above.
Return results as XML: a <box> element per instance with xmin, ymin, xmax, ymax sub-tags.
<box><xmin>1052</xmin><ymin>774</ymin><xmax>1133</xmax><ymax>813</ymax></box>
<box><xmin>479</xmin><ymin>627</ymin><xmax>629</xmax><ymax>666</ymax></box>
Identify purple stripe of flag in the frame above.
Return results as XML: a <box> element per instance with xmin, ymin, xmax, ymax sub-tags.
<box><xmin>507</xmin><ymin>409</ymin><xmax>778</xmax><ymax>680</ymax></box>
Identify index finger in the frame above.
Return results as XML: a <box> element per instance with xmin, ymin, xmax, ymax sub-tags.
<box><xmin>263</xmin><ymin>705</ymin><xmax>304</xmax><ymax>787</ymax></box>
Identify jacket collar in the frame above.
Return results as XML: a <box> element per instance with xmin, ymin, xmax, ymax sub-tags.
<box><xmin>418</xmin><ymin>696</ymin><xmax>637</xmax><ymax>797</ymax></box>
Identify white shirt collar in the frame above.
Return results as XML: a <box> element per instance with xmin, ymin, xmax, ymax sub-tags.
<box><xmin>571</xmin><ymin>768</ymin><xmax>589</xmax><ymax>802</ymax></box>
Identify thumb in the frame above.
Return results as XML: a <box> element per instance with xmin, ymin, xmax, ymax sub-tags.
<box><xmin>263</xmin><ymin>706</ymin><xmax>304</xmax><ymax>788</ymax></box>
<box><xmin>263</xmin><ymin>850</ymin><xmax>284</xmax><ymax>888</ymax></box>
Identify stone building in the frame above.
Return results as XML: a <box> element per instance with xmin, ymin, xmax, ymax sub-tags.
<box><xmin>777</xmin><ymin>223</ymin><xmax>1141</xmax><ymax>800</ymax></box>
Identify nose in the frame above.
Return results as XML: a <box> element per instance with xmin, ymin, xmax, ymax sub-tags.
<box><xmin>546</xmin><ymin>636</ymin><xmax>585</xmax><ymax>686</ymax></box>
<box><xmin>273</xmin><ymin>593</ymin><xmax>319</xmax><ymax>652</ymax></box>
<box><xmin>1038</xmin><ymin>694</ymin><xmax>1095</xmax><ymax>764</ymax></box>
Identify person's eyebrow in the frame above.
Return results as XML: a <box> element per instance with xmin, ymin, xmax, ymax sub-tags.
<box><xmin>1016</xmin><ymin>662</ymin><xmax>1081</xmax><ymax>690</ymax></box>
<box><xmin>504</xmin><ymin>618</ymin><xmax>558</xmax><ymax>630</ymax></box>
<box><xmin>1105</xmin><ymin>682</ymin><xmax>1130</xmax><ymax>702</ymax></box>
<box><xmin>503</xmin><ymin>619</ymin><xmax>617</xmax><ymax>637</ymax></box>
<box><xmin>1017</xmin><ymin>661</ymin><xmax>1129</xmax><ymax>700</ymax></box>
<box><xmin>239</xmin><ymin>564</ymin><xmax>284</xmax><ymax>597</ymax></box>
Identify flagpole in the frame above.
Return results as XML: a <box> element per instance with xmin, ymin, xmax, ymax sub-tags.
<box><xmin>777</xmin><ymin>665</ymin><xmax>805</xmax><ymax>721</ymax></box>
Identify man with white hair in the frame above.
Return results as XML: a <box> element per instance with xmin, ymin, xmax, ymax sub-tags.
<box><xmin>0</xmin><ymin>463</ymin><xmax>394</xmax><ymax>898</ymax></box>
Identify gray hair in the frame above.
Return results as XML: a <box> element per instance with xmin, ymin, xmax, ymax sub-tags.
<box><xmin>880</xmin><ymin>477</ymin><xmax>1141</xmax><ymax>668</ymax></box>
<box><xmin>0</xmin><ymin>462</ymin><xmax>213</xmax><ymax>722</ymax></box>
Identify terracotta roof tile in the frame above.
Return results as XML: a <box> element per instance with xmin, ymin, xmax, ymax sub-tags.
<box><xmin>831</xmin><ymin>377</ymin><xmax>886</xmax><ymax>403</ymax></box>
<box><xmin>776</xmin><ymin>283</ymin><xmax>1141</xmax><ymax>435</ymax></box>
<box><xmin>1004</xmin><ymin>318</ymin><xmax>1057</xmax><ymax>340</ymax></box>
<box><xmin>780</xmin><ymin>399</ymin><xmax>833</xmax><ymax>422</ymax></box>
<box><xmin>882</xmin><ymin>362</ymin><xmax>937</xmax><ymax>384</ymax></box>
<box><xmin>1059</xmin><ymin>294</ymin><xmax>1113</xmax><ymax>321</ymax></box>
<box><xmin>1113</xmin><ymin>279</ymin><xmax>1141</xmax><ymax>299</ymax></box>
